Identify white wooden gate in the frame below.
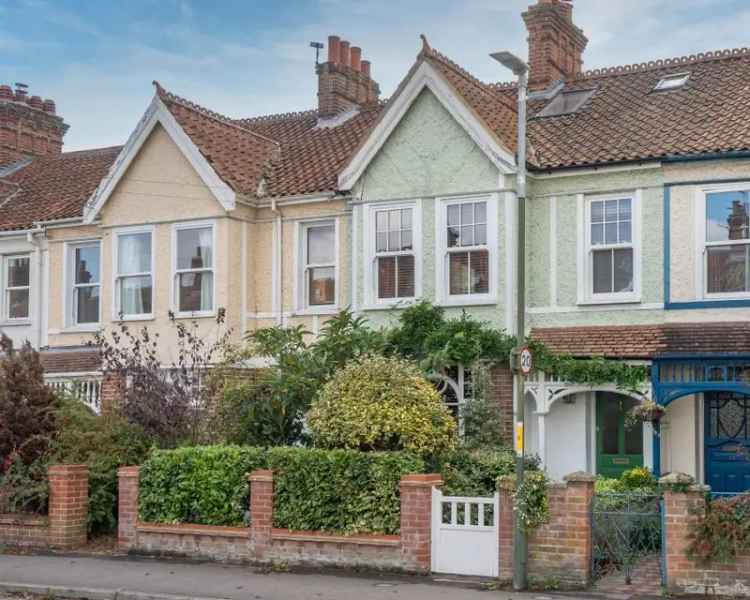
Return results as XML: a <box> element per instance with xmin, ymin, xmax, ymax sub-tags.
<box><xmin>431</xmin><ymin>487</ymin><xmax>499</xmax><ymax>577</ymax></box>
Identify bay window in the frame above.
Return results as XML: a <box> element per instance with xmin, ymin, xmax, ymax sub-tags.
<box><xmin>68</xmin><ymin>242</ymin><xmax>101</xmax><ymax>325</ymax></box>
<box><xmin>300</xmin><ymin>221</ymin><xmax>336</xmax><ymax>310</ymax></box>
<box><xmin>174</xmin><ymin>224</ymin><xmax>214</xmax><ymax>314</ymax></box>
<box><xmin>705</xmin><ymin>189</ymin><xmax>750</xmax><ymax>295</ymax></box>
<box><xmin>115</xmin><ymin>229</ymin><xmax>153</xmax><ymax>318</ymax></box>
<box><xmin>4</xmin><ymin>255</ymin><xmax>30</xmax><ymax>320</ymax></box>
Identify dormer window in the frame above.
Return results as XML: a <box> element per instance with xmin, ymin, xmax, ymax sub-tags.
<box><xmin>654</xmin><ymin>73</ymin><xmax>689</xmax><ymax>91</ymax></box>
<box><xmin>536</xmin><ymin>88</ymin><xmax>596</xmax><ymax>118</ymax></box>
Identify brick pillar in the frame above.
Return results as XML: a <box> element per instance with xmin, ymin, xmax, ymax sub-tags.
<box><xmin>101</xmin><ymin>371</ymin><xmax>125</xmax><ymax>415</ymax></box>
<box><xmin>661</xmin><ymin>474</ymin><xmax>707</xmax><ymax>593</ymax></box>
<box><xmin>497</xmin><ymin>475</ymin><xmax>515</xmax><ymax>581</ymax></box>
<box><xmin>48</xmin><ymin>464</ymin><xmax>89</xmax><ymax>550</ymax></box>
<box><xmin>248</xmin><ymin>469</ymin><xmax>274</xmax><ymax>560</ymax></box>
<box><xmin>399</xmin><ymin>473</ymin><xmax>442</xmax><ymax>573</ymax></box>
<box><xmin>561</xmin><ymin>471</ymin><xmax>596</xmax><ymax>586</ymax></box>
<box><xmin>486</xmin><ymin>363</ymin><xmax>514</xmax><ymax>444</ymax></box>
<box><xmin>117</xmin><ymin>466</ymin><xmax>140</xmax><ymax>551</ymax></box>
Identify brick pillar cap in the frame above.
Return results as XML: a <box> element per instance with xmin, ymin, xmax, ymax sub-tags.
<box><xmin>118</xmin><ymin>466</ymin><xmax>141</xmax><ymax>477</ymax></box>
<box><xmin>563</xmin><ymin>471</ymin><xmax>596</xmax><ymax>483</ymax></box>
<box><xmin>658</xmin><ymin>472</ymin><xmax>694</xmax><ymax>486</ymax></box>
<box><xmin>48</xmin><ymin>464</ymin><xmax>89</xmax><ymax>476</ymax></box>
<box><xmin>400</xmin><ymin>474</ymin><xmax>443</xmax><ymax>488</ymax></box>
<box><xmin>248</xmin><ymin>469</ymin><xmax>274</xmax><ymax>482</ymax></box>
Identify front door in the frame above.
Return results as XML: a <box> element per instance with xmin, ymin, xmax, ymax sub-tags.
<box><xmin>596</xmin><ymin>392</ymin><xmax>644</xmax><ymax>478</ymax></box>
<box><xmin>705</xmin><ymin>392</ymin><xmax>750</xmax><ymax>493</ymax></box>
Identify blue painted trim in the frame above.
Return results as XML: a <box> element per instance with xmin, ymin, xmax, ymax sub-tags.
<box><xmin>651</xmin><ymin>362</ymin><xmax>662</xmax><ymax>478</ymax></box>
<box><xmin>666</xmin><ymin>299</ymin><xmax>750</xmax><ymax>310</ymax></box>
<box><xmin>663</xmin><ymin>185</ymin><xmax>671</xmax><ymax>306</ymax></box>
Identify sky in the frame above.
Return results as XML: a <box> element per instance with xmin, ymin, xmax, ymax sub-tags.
<box><xmin>2</xmin><ymin>0</ymin><xmax>750</xmax><ymax>151</ymax></box>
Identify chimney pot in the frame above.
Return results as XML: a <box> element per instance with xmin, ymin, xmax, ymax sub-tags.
<box><xmin>327</xmin><ymin>35</ymin><xmax>341</xmax><ymax>64</ymax></box>
<box><xmin>43</xmin><ymin>99</ymin><xmax>56</xmax><ymax>114</ymax></box>
<box><xmin>29</xmin><ymin>95</ymin><xmax>43</xmax><ymax>109</ymax></box>
<box><xmin>0</xmin><ymin>85</ymin><xmax>12</xmax><ymax>100</ymax></box>
<box><xmin>361</xmin><ymin>60</ymin><xmax>371</xmax><ymax>77</ymax></box>
<box><xmin>340</xmin><ymin>40</ymin><xmax>350</xmax><ymax>67</ymax></box>
<box><xmin>350</xmin><ymin>46</ymin><xmax>362</xmax><ymax>71</ymax></box>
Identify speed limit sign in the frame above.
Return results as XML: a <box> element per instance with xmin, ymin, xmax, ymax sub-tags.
<box><xmin>520</xmin><ymin>347</ymin><xmax>533</xmax><ymax>376</ymax></box>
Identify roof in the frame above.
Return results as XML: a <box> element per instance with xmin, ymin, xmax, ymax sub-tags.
<box><xmin>524</xmin><ymin>48</ymin><xmax>750</xmax><ymax>169</ymax></box>
<box><xmin>40</xmin><ymin>347</ymin><xmax>101</xmax><ymax>374</ymax></box>
<box><xmin>0</xmin><ymin>146</ymin><xmax>121</xmax><ymax>231</ymax></box>
<box><xmin>532</xmin><ymin>322</ymin><xmax>750</xmax><ymax>359</ymax></box>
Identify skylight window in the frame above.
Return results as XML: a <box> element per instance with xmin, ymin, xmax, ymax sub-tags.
<box><xmin>536</xmin><ymin>88</ymin><xmax>596</xmax><ymax>118</ymax></box>
<box><xmin>654</xmin><ymin>73</ymin><xmax>690</xmax><ymax>91</ymax></box>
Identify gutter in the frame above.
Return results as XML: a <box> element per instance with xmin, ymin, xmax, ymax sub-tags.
<box><xmin>662</xmin><ymin>150</ymin><xmax>750</xmax><ymax>163</ymax></box>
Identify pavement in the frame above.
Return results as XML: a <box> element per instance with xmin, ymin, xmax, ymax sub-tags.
<box><xmin>0</xmin><ymin>554</ymin><xmax>566</xmax><ymax>600</ymax></box>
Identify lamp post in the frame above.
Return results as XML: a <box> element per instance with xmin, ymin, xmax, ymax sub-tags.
<box><xmin>490</xmin><ymin>50</ymin><xmax>528</xmax><ymax>592</ymax></box>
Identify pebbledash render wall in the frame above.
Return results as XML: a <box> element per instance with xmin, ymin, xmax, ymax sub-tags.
<box><xmin>351</xmin><ymin>88</ymin><xmax>513</xmax><ymax>331</ymax></box>
<box><xmin>0</xmin><ymin>465</ymin><xmax>89</xmax><ymax>550</ymax></box>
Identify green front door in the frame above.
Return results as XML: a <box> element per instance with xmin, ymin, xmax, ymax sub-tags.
<box><xmin>596</xmin><ymin>392</ymin><xmax>644</xmax><ymax>478</ymax></box>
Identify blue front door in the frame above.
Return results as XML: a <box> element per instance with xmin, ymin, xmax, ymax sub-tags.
<box><xmin>705</xmin><ymin>391</ymin><xmax>750</xmax><ymax>493</ymax></box>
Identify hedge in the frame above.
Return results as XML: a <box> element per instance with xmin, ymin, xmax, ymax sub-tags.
<box><xmin>138</xmin><ymin>445</ymin><xmax>423</xmax><ymax>534</ymax></box>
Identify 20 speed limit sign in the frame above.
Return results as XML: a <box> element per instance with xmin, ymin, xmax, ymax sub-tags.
<box><xmin>520</xmin><ymin>347</ymin><xmax>533</xmax><ymax>376</ymax></box>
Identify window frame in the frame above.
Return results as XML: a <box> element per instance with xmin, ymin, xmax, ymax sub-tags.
<box><xmin>578</xmin><ymin>191</ymin><xmax>642</xmax><ymax>305</ymax></box>
<box><xmin>112</xmin><ymin>225</ymin><xmax>155</xmax><ymax>321</ymax></box>
<box><xmin>363</xmin><ymin>200</ymin><xmax>422</xmax><ymax>309</ymax></box>
<box><xmin>436</xmin><ymin>194</ymin><xmax>498</xmax><ymax>306</ymax></box>
<box><xmin>170</xmin><ymin>220</ymin><xmax>217</xmax><ymax>318</ymax></box>
<box><xmin>295</xmin><ymin>217</ymin><xmax>340</xmax><ymax>315</ymax></box>
<box><xmin>65</xmin><ymin>240</ymin><xmax>102</xmax><ymax>329</ymax></box>
<box><xmin>2</xmin><ymin>253</ymin><xmax>31</xmax><ymax>322</ymax></box>
<box><xmin>698</xmin><ymin>183</ymin><xmax>750</xmax><ymax>300</ymax></box>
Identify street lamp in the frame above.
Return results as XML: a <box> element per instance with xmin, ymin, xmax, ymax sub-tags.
<box><xmin>491</xmin><ymin>50</ymin><xmax>528</xmax><ymax>592</ymax></box>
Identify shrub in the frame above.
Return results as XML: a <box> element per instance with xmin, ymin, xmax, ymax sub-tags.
<box><xmin>139</xmin><ymin>446</ymin><xmax>266</xmax><ymax>526</ymax></box>
<box><xmin>137</xmin><ymin>445</ymin><xmax>423</xmax><ymax>534</ymax></box>
<box><xmin>620</xmin><ymin>466</ymin><xmax>657</xmax><ymax>490</ymax></box>
<box><xmin>268</xmin><ymin>447</ymin><xmax>423</xmax><ymax>534</ymax></box>
<box><xmin>0</xmin><ymin>453</ymin><xmax>48</xmax><ymax>514</ymax></box>
<box><xmin>0</xmin><ymin>336</ymin><xmax>58</xmax><ymax>469</ymax></box>
<box><xmin>307</xmin><ymin>355</ymin><xmax>456</xmax><ymax>454</ymax></box>
<box><xmin>690</xmin><ymin>494</ymin><xmax>750</xmax><ymax>563</ymax></box>
<box><xmin>50</xmin><ymin>398</ymin><xmax>151</xmax><ymax>534</ymax></box>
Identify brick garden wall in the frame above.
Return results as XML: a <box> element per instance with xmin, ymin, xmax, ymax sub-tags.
<box><xmin>486</xmin><ymin>363</ymin><xmax>514</xmax><ymax>443</ymax></box>
<box><xmin>0</xmin><ymin>464</ymin><xmax>89</xmax><ymax>550</ymax></box>
<box><xmin>663</xmin><ymin>483</ymin><xmax>750</xmax><ymax>596</ymax></box>
<box><xmin>118</xmin><ymin>467</ymin><xmax>440</xmax><ymax>573</ymax></box>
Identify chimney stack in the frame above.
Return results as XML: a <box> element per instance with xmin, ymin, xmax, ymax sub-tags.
<box><xmin>0</xmin><ymin>82</ymin><xmax>68</xmax><ymax>164</ymax></box>
<box><xmin>522</xmin><ymin>0</ymin><xmax>588</xmax><ymax>91</ymax></box>
<box><xmin>317</xmin><ymin>35</ymin><xmax>380</xmax><ymax>119</ymax></box>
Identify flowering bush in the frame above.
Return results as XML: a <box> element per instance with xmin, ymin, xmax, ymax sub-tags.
<box><xmin>307</xmin><ymin>355</ymin><xmax>456</xmax><ymax>454</ymax></box>
<box><xmin>690</xmin><ymin>494</ymin><xmax>750</xmax><ymax>563</ymax></box>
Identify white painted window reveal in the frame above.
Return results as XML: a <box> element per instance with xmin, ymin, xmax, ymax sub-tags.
<box><xmin>68</xmin><ymin>242</ymin><xmax>101</xmax><ymax>326</ymax></box>
<box><xmin>299</xmin><ymin>220</ymin><xmax>337</xmax><ymax>311</ymax></box>
<box><xmin>3</xmin><ymin>254</ymin><xmax>30</xmax><ymax>320</ymax></box>
<box><xmin>114</xmin><ymin>229</ymin><xmax>153</xmax><ymax>319</ymax></box>
<box><xmin>703</xmin><ymin>187</ymin><xmax>750</xmax><ymax>297</ymax></box>
<box><xmin>173</xmin><ymin>223</ymin><xmax>215</xmax><ymax>315</ymax></box>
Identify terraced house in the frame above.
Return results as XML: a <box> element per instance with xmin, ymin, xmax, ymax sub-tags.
<box><xmin>2</xmin><ymin>0</ymin><xmax>750</xmax><ymax>491</ymax></box>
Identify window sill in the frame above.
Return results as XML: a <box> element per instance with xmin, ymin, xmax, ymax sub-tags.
<box><xmin>578</xmin><ymin>295</ymin><xmax>641</xmax><ymax>306</ymax></box>
<box><xmin>293</xmin><ymin>306</ymin><xmax>340</xmax><ymax>317</ymax></box>
<box><xmin>113</xmin><ymin>314</ymin><xmax>155</xmax><ymax>323</ymax></box>
<box><xmin>60</xmin><ymin>325</ymin><xmax>101</xmax><ymax>333</ymax></box>
<box><xmin>0</xmin><ymin>319</ymin><xmax>31</xmax><ymax>327</ymax></box>
<box><xmin>171</xmin><ymin>311</ymin><xmax>216</xmax><ymax>320</ymax></box>
<box><xmin>437</xmin><ymin>296</ymin><xmax>498</xmax><ymax>308</ymax></box>
<box><xmin>361</xmin><ymin>299</ymin><xmax>419</xmax><ymax>311</ymax></box>
<box><xmin>702</xmin><ymin>293</ymin><xmax>750</xmax><ymax>301</ymax></box>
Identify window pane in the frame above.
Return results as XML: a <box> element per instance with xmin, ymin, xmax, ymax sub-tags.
<box><xmin>308</xmin><ymin>266</ymin><xmax>335</xmax><ymax>305</ymax></box>
<box><xmin>120</xmin><ymin>275</ymin><xmax>152</xmax><ymax>315</ymax></box>
<box><xmin>376</xmin><ymin>211</ymin><xmax>388</xmax><ymax>233</ymax></box>
<box><xmin>401</xmin><ymin>208</ymin><xmax>412</xmax><ymax>229</ymax></box>
<box><xmin>388</xmin><ymin>230</ymin><xmax>400</xmax><ymax>251</ymax></box>
<box><xmin>593</xmin><ymin>249</ymin><xmax>613</xmax><ymax>294</ymax></box>
<box><xmin>625</xmin><ymin>421</ymin><xmax>643</xmax><ymax>455</ymax></box>
<box><xmin>619</xmin><ymin>198</ymin><xmax>632</xmax><ymax>220</ymax></box>
<box><xmin>591</xmin><ymin>201</ymin><xmax>604</xmax><ymax>223</ymax></box>
<box><xmin>618</xmin><ymin>221</ymin><xmax>632</xmax><ymax>244</ymax></box>
<box><xmin>7</xmin><ymin>256</ymin><xmax>29</xmax><ymax>287</ymax></box>
<box><xmin>307</xmin><ymin>225</ymin><xmax>334</xmax><ymax>265</ymax></box>
<box><xmin>75</xmin><ymin>287</ymin><xmax>100</xmax><ymax>324</ymax></box>
<box><xmin>449</xmin><ymin>252</ymin><xmax>469</xmax><ymax>295</ymax></box>
<box><xmin>8</xmin><ymin>289</ymin><xmax>29</xmax><ymax>319</ymax></box>
<box><xmin>474</xmin><ymin>202</ymin><xmax>487</xmax><ymax>224</ymax></box>
<box><xmin>591</xmin><ymin>223</ymin><xmax>604</xmax><ymax>245</ymax></box>
<box><xmin>707</xmin><ymin>245</ymin><xmax>750</xmax><ymax>293</ymax></box>
<box><xmin>401</xmin><ymin>229</ymin><xmax>413</xmax><ymax>251</ymax></box>
<box><xmin>447</xmin><ymin>205</ymin><xmax>460</xmax><ymax>227</ymax></box>
<box><xmin>475</xmin><ymin>224</ymin><xmax>487</xmax><ymax>246</ymax></box>
<box><xmin>377</xmin><ymin>256</ymin><xmax>396</xmax><ymax>299</ymax></box>
<box><xmin>376</xmin><ymin>232</ymin><xmax>387</xmax><ymax>253</ymax></box>
<box><xmin>388</xmin><ymin>210</ymin><xmax>400</xmax><ymax>233</ymax></box>
<box><xmin>461</xmin><ymin>203</ymin><xmax>473</xmax><ymax>225</ymax></box>
<box><xmin>460</xmin><ymin>225</ymin><xmax>474</xmax><ymax>247</ymax></box>
<box><xmin>707</xmin><ymin>190</ymin><xmax>750</xmax><ymax>242</ymax></box>
<box><xmin>75</xmin><ymin>246</ymin><xmax>100</xmax><ymax>284</ymax></box>
<box><xmin>469</xmin><ymin>250</ymin><xmax>489</xmax><ymax>294</ymax></box>
<box><xmin>605</xmin><ymin>199</ymin><xmax>618</xmax><ymax>221</ymax></box>
<box><xmin>118</xmin><ymin>233</ymin><xmax>151</xmax><ymax>274</ymax></box>
<box><xmin>605</xmin><ymin>222</ymin><xmax>618</xmax><ymax>244</ymax></box>
<box><xmin>177</xmin><ymin>227</ymin><xmax>212</xmax><ymax>270</ymax></box>
<box><xmin>447</xmin><ymin>226</ymin><xmax>460</xmax><ymax>248</ymax></box>
<box><xmin>178</xmin><ymin>272</ymin><xmax>213</xmax><ymax>312</ymax></box>
<box><xmin>397</xmin><ymin>255</ymin><xmax>415</xmax><ymax>297</ymax></box>
<box><xmin>613</xmin><ymin>248</ymin><xmax>634</xmax><ymax>293</ymax></box>
<box><xmin>601</xmin><ymin>398</ymin><xmax>621</xmax><ymax>455</ymax></box>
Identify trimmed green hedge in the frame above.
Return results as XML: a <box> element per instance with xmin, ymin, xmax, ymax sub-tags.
<box><xmin>138</xmin><ymin>445</ymin><xmax>423</xmax><ymax>534</ymax></box>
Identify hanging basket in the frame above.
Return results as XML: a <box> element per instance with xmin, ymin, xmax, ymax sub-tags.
<box><xmin>627</xmin><ymin>402</ymin><xmax>666</xmax><ymax>425</ymax></box>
